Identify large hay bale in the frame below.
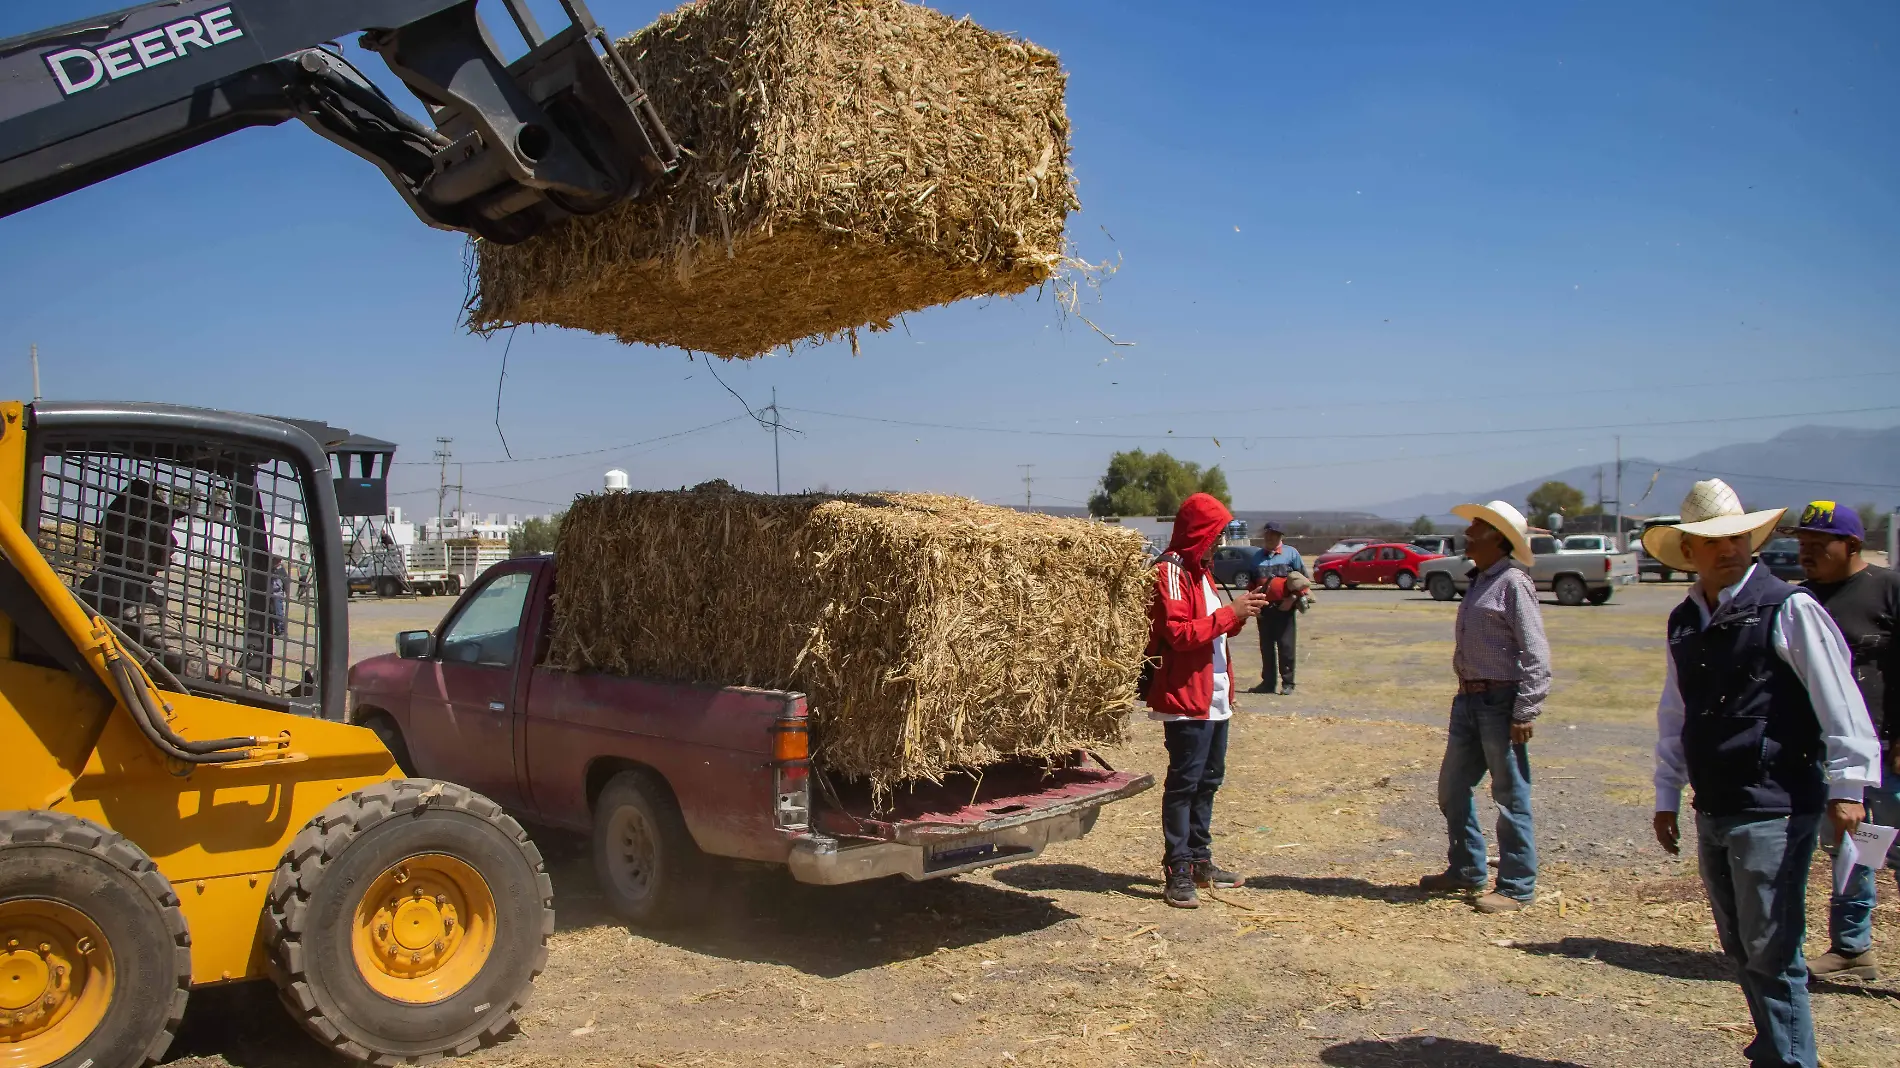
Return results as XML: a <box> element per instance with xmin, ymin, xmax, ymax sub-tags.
<box><xmin>548</xmin><ymin>485</ymin><xmax>1148</xmax><ymax>786</ymax></box>
<box><xmin>468</xmin><ymin>0</ymin><xmax>1077</xmax><ymax>358</ymax></box>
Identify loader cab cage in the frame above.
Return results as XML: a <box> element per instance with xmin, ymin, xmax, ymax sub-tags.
<box><xmin>20</xmin><ymin>403</ymin><xmax>348</xmax><ymax>721</ymax></box>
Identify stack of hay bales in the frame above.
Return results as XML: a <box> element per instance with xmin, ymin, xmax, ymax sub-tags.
<box><xmin>468</xmin><ymin>0</ymin><xmax>1077</xmax><ymax>358</ymax></box>
<box><xmin>548</xmin><ymin>484</ymin><xmax>1150</xmax><ymax>786</ymax></box>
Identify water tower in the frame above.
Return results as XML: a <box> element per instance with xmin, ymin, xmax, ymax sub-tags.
<box><xmin>604</xmin><ymin>469</ymin><xmax>630</xmax><ymax>492</ymax></box>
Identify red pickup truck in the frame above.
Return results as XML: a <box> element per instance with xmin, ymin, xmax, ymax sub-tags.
<box><xmin>347</xmin><ymin>555</ymin><xmax>1152</xmax><ymax>923</ymax></box>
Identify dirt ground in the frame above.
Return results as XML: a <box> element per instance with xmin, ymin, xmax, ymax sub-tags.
<box><xmin>169</xmin><ymin>580</ymin><xmax>1900</xmax><ymax>1068</ymax></box>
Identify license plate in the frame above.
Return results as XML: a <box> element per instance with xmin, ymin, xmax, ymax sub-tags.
<box><xmin>926</xmin><ymin>836</ymin><xmax>997</xmax><ymax>871</ymax></box>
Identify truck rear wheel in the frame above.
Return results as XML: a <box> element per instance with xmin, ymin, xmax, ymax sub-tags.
<box><xmin>265</xmin><ymin>780</ymin><xmax>551</xmax><ymax>1065</ymax></box>
<box><xmin>0</xmin><ymin>811</ymin><xmax>190</xmax><ymax>1068</ymax></box>
<box><xmin>1427</xmin><ymin>573</ymin><xmax>1457</xmax><ymax>601</ymax></box>
<box><xmin>1553</xmin><ymin>575</ymin><xmax>1587</xmax><ymax>607</ymax></box>
<box><xmin>592</xmin><ymin>771</ymin><xmax>705</xmax><ymax>927</ymax></box>
<box><xmin>377</xmin><ymin>577</ymin><xmax>401</xmax><ymax>598</ymax></box>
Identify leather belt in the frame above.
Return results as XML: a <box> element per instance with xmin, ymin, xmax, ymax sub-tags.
<box><xmin>1457</xmin><ymin>679</ymin><xmax>1515</xmax><ymax>695</ymax></box>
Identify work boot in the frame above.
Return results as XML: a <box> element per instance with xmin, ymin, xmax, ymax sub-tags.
<box><xmin>1279</xmin><ymin>682</ymin><xmax>1296</xmax><ymax>695</ymax></box>
<box><xmin>1809</xmin><ymin>949</ymin><xmax>1879</xmax><ymax>982</ymax></box>
<box><xmin>1418</xmin><ymin>871</ymin><xmax>1484</xmax><ymax>896</ymax></box>
<box><xmin>1164</xmin><ymin>863</ymin><xmax>1200</xmax><ymax>909</ymax></box>
<box><xmin>1249</xmin><ymin>681</ymin><xmax>1277</xmax><ymax>694</ymax></box>
<box><xmin>1194</xmin><ymin>859</ymin><xmax>1243</xmax><ymax>890</ymax></box>
<box><xmin>1474</xmin><ymin>892</ymin><xmax>1529</xmax><ymax>914</ymax></box>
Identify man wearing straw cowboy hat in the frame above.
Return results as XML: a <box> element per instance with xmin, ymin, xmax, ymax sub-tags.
<box><xmin>1418</xmin><ymin>499</ymin><xmax>1550</xmax><ymax>914</ymax></box>
<box><xmin>1648</xmin><ymin>480</ymin><xmax>1879</xmax><ymax>1068</ymax></box>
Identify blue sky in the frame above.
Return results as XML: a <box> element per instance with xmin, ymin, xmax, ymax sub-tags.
<box><xmin>2</xmin><ymin>1</ymin><xmax>1896</xmax><ymax>517</ymax></box>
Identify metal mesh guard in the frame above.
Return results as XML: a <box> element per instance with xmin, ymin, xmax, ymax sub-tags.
<box><xmin>31</xmin><ymin>434</ymin><xmax>321</xmax><ymax>712</ymax></box>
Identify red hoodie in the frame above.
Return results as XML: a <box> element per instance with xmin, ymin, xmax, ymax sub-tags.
<box><xmin>1144</xmin><ymin>493</ymin><xmax>1244</xmax><ymax>719</ymax></box>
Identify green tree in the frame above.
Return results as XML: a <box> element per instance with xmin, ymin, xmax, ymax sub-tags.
<box><xmin>1525</xmin><ymin>481</ymin><xmax>1593</xmax><ymax>525</ymax></box>
<box><xmin>509</xmin><ymin>512</ymin><xmax>564</xmax><ymax>556</ymax></box>
<box><xmin>1409</xmin><ymin>515</ymin><xmax>1436</xmax><ymax>536</ymax></box>
<box><xmin>1088</xmin><ymin>450</ymin><xmax>1231</xmax><ymax>517</ymax></box>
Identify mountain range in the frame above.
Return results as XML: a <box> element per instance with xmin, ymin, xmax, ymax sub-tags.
<box><xmin>1358</xmin><ymin>425</ymin><xmax>1900</xmax><ymax>521</ymax></box>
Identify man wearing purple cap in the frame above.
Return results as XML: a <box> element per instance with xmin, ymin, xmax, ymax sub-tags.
<box><xmin>1796</xmin><ymin>501</ymin><xmax>1900</xmax><ymax>981</ymax></box>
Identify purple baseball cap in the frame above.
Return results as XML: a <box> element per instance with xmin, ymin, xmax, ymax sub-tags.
<box><xmin>1794</xmin><ymin>500</ymin><xmax>1864</xmax><ymax>540</ymax></box>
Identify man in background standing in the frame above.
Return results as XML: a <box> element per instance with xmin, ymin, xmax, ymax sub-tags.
<box><xmin>1145</xmin><ymin>493</ymin><xmax>1272</xmax><ymax>909</ymax></box>
<box><xmin>1421</xmin><ymin>499</ymin><xmax>1550</xmax><ymax>914</ymax></box>
<box><xmin>1252</xmin><ymin>522</ymin><xmax>1306</xmax><ymax>695</ymax></box>
<box><xmin>1794</xmin><ymin>501</ymin><xmax>1900</xmax><ymax>982</ymax></box>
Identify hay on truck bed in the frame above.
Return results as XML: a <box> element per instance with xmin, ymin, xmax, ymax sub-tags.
<box><xmin>547</xmin><ymin>485</ymin><xmax>1150</xmax><ymax>789</ymax></box>
<box><xmin>467</xmin><ymin>0</ymin><xmax>1077</xmax><ymax>358</ymax></box>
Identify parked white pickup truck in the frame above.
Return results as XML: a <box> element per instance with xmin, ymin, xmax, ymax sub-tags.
<box><xmin>1418</xmin><ymin>533</ymin><xmax>1639</xmax><ymax>606</ymax></box>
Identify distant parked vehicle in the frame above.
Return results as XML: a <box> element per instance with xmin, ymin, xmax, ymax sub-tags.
<box><xmin>1209</xmin><ymin>544</ymin><xmax>1265</xmax><ymax>587</ymax></box>
<box><xmin>1758</xmin><ymin>537</ymin><xmax>1803</xmax><ymax>581</ymax></box>
<box><xmin>1419</xmin><ymin>534</ymin><xmax>1638</xmax><ymax>606</ymax></box>
<box><xmin>1315</xmin><ymin>537</ymin><xmax>1379</xmax><ymax>569</ymax></box>
<box><xmin>1561</xmin><ymin>534</ymin><xmax>1619</xmax><ymax>553</ymax></box>
<box><xmin>1314</xmin><ymin>542</ymin><xmax>1445</xmax><ymax>591</ymax></box>
<box><xmin>1628</xmin><ymin>515</ymin><xmax>1685</xmax><ymax>580</ymax></box>
<box><xmin>1411</xmin><ymin>534</ymin><xmax>1465</xmax><ymax>557</ymax></box>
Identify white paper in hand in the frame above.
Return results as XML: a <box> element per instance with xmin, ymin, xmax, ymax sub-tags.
<box><xmin>1832</xmin><ymin>823</ymin><xmax>1898</xmax><ymax>897</ymax></box>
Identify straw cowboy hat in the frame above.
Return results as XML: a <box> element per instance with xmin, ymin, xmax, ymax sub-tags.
<box><xmin>1641</xmin><ymin>479</ymin><xmax>1785</xmax><ymax>574</ymax></box>
<box><xmin>1450</xmin><ymin>500</ymin><xmax>1535</xmax><ymax>568</ymax></box>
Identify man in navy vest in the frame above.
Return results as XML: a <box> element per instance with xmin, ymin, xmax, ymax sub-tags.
<box><xmin>1648</xmin><ymin>480</ymin><xmax>1880</xmax><ymax>1068</ymax></box>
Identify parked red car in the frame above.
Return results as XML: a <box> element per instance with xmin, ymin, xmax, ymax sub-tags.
<box><xmin>1313</xmin><ymin>537</ymin><xmax>1379</xmax><ymax>569</ymax></box>
<box><xmin>1314</xmin><ymin>542</ymin><xmax>1445</xmax><ymax>591</ymax></box>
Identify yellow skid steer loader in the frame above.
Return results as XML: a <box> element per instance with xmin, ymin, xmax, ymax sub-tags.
<box><xmin>0</xmin><ymin>401</ymin><xmax>550</xmax><ymax>1068</ymax></box>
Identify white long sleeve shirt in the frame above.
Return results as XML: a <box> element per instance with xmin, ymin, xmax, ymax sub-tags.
<box><xmin>1654</xmin><ymin>564</ymin><xmax>1881</xmax><ymax>813</ymax></box>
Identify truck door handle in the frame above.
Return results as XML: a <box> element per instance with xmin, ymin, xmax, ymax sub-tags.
<box><xmin>489</xmin><ymin>702</ymin><xmax>507</xmax><ymax>711</ymax></box>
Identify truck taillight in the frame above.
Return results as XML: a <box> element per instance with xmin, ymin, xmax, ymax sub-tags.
<box><xmin>1604</xmin><ymin>557</ymin><xmax>1612</xmax><ymax>573</ymax></box>
<box><xmin>772</xmin><ymin>712</ymin><xmax>811</xmax><ymax>831</ymax></box>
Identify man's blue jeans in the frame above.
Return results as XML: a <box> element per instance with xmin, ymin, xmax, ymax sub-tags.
<box><xmin>1436</xmin><ymin>688</ymin><xmax>1537</xmax><ymax>900</ymax></box>
<box><xmin>1697</xmin><ymin>810</ymin><xmax>1821</xmax><ymax>1068</ymax></box>
<box><xmin>1827</xmin><ymin>757</ymin><xmax>1900</xmax><ymax>955</ymax></box>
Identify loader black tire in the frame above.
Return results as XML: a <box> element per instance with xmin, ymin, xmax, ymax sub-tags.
<box><xmin>0</xmin><ymin>810</ymin><xmax>190</xmax><ymax>1068</ymax></box>
<box><xmin>591</xmin><ymin>770</ymin><xmax>706</xmax><ymax>927</ymax></box>
<box><xmin>264</xmin><ymin>779</ymin><xmax>552</xmax><ymax>1066</ymax></box>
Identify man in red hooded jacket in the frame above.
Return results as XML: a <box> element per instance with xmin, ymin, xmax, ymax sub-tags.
<box><xmin>1146</xmin><ymin>492</ymin><xmax>1272</xmax><ymax>908</ymax></box>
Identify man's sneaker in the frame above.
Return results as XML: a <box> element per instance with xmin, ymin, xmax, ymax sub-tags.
<box><xmin>1194</xmin><ymin>859</ymin><xmax>1244</xmax><ymax>890</ymax></box>
<box><xmin>1418</xmin><ymin>871</ymin><xmax>1484</xmax><ymax>896</ymax></box>
<box><xmin>1474</xmin><ymin>892</ymin><xmax>1530</xmax><ymax>914</ymax></box>
<box><xmin>1279</xmin><ymin>683</ymin><xmax>1296</xmax><ymax>695</ymax></box>
<box><xmin>1164</xmin><ymin>864</ymin><xmax>1200</xmax><ymax>909</ymax></box>
<box><xmin>1809</xmin><ymin>949</ymin><xmax>1878</xmax><ymax>982</ymax></box>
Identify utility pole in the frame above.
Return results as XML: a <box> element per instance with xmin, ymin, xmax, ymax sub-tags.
<box><xmin>433</xmin><ymin>437</ymin><xmax>453</xmax><ymax>540</ymax></box>
<box><xmin>1613</xmin><ymin>435</ymin><xmax>1623</xmax><ymax>549</ymax></box>
<box><xmin>28</xmin><ymin>343</ymin><xmax>40</xmax><ymax>402</ymax></box>
<box><xmin>766</xmin><ymin>386</ymin><xmax>782</xmax><ymax>494</ymax></box>
<box><xmin>1019</xmin><ymin>464</ymin><xmax>1036</xmax><ymax>508</ymax></box>
<box><xmin>455</xmin><ymin>463</ymin><xmax>465</xmax><ymax>530</ymax></box>
<box><xmin>1594</xmin><ymin>465</ymin><xmax>1604</xmax><ymax>516</ymax></box>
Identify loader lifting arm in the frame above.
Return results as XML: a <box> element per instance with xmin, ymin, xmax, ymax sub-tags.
<box><xmin>0</xmin><ymin>0</ymin><xmax>678</xmax><ymax>244</ymax></box>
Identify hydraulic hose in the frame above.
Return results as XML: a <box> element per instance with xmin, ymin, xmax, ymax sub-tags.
<box><xmin>104</xmin><ymin>652</ymin><xmax>255</xmax><ymax>764</ymax></box>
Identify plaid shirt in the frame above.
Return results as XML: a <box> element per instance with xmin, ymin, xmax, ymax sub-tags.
<box><xmin>1453</xmin><ymin>557</ymin><xmax>1552</xmax><ymax>722</ymax></box>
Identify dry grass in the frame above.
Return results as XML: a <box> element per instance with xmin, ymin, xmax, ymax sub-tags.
<box><xmin>469</xmin><ymin>0</ymin><xmax>1077</xmax><ymax>357</ymax></box>
<box><xmin>548</xmin><ymin>483</ymin><xmax>1149</xmax><ymax>787</ymax></box>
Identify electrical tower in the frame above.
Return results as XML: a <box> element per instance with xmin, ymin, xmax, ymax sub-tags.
<box><xmin>1019</xmin><ymin>463</ymin><xmax>1036</xmax><ymax>508</ymax></box>
<box><xmin>433</xmin><ymin>437</ymin><xmax>453</xmax><ymax>539</ymax></box>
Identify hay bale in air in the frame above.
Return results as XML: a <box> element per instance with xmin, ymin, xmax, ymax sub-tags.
<box><xmin>548</xmin><ymin>484</ymin><xmax>1149</xmax><ymax>787</ymax></box>
<box><xmin>468</xmin><ymin>0</ymin><xmax>1077</xmax><ymax>358</ymax></box>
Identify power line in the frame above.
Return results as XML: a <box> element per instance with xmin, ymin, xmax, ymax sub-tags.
<box><xmin>393</xmin><ymin>415</ymin><xmax>748</xmax><ymax>466</ymax></box>
<box><xmin>780</xmin><ymin>403</ymin><xmax>1900</xmax><ymax>443</ymax></box>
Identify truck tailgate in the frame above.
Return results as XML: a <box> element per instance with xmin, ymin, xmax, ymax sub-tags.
<box><xmin>817</xmin><ymin>763</ymin><xmax>1153</xmax><ymax>845</ymax></box>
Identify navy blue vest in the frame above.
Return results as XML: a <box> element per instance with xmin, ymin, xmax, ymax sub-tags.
<box><xmin>1668</xmin><ymin>567</ymin><xmax>1827</xmax><ymax>817</ymax></box>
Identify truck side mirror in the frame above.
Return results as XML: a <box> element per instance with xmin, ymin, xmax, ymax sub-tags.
<box><xmin>396</xmin><ymin>630</ymin><xmax>435</xmax><ymax>659</ymax></box>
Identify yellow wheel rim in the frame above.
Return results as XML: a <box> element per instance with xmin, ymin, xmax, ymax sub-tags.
<box><xmin>351</xmin><ymin>854</ymin><xmax>495</xmax><ymax>1005</ymax></box>
<box><xmin>0</xmin><ymin>899</ymin><xmax>115</xmax><ymax>1068</ymax></box>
